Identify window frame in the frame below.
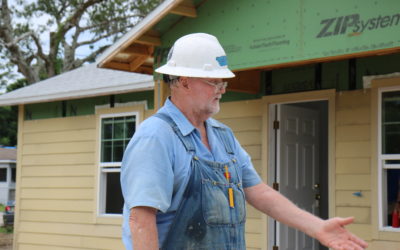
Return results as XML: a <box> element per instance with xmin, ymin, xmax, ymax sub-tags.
<box><xmin>378</xmin><ymin>85</ymin><xmax>400</xmax><ymax>232</ymax></box>
<box><xmin>97</xmin><ymin>111</ymin><xmax>140</xmax><ymax>217</ymax></box>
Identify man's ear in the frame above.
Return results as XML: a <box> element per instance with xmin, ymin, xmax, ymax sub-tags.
<box><xmin>179</xmin><ymin>77</ymin><xmax>190</xmax><ymax>89</ymax></box>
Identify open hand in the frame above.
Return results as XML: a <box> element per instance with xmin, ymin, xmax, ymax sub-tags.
<box><xmin>315</xmin><ymin>217</ymin><xmax>368</xmax><ymax>250</ymax></box>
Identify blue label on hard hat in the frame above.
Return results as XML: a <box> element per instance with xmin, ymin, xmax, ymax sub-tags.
<box><xmin>216</xmin><ymin>56</ymin><xmax>228</xmax><ymax>66</ymax></box>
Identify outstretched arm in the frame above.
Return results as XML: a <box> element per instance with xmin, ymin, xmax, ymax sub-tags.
<box><xmin>245</xmin><ymin>183</ymin><xmax>368</xmax><ymax>250</ymax></box>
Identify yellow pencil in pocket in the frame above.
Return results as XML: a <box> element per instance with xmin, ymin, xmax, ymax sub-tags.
<box><xmin>228</xmin><ymin>187</ymin><xmax>234</xmax><ymax>208</ymax></box>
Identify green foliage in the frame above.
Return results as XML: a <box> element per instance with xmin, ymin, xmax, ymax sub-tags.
<box><xmin>0</xmin><ymin>105</ymin><xmax>17</xmax><ymax>146</ymax></box>
<box><xmin>6</xmin><ymin>79</ymin><xmax>28</xmax><ymax>92</ymax></box>
<box><xmin>0</xmin><ymin>225</ymin><xmax>13</xmax><ymax>233</ymax></box>
<box><xmin>0</xmin><ymin>79</ymin><xmax>27</xmax><ymax>147</ymax></box>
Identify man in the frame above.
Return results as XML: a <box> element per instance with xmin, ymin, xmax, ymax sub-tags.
<box><xmin>121</xmin><ymin>33</ymin><xmax>368</xmax><ymax>250</ymax></box>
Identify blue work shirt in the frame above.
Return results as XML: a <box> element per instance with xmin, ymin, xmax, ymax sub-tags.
<box><xmin>120</xmin><ymin>98</ymin><xmax>261</xmax><ymax>249</ymax></box>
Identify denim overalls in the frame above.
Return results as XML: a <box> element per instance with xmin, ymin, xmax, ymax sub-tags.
<box><xmin>154</xmin><ymin>113</ymin><xmax>246</xmax><ymax>250</ymax></box>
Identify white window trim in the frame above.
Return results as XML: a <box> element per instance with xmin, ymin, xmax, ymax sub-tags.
<box><xmin>97</xmin><ymin>111</ymin><xmax>140</xmax><ymax>217</ymax></box>
<box><xmin>378</xmin><ymin>86</ymin><xmax>400</xmax><ymax>232</ymax></box>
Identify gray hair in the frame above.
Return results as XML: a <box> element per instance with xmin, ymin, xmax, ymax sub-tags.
<box><xmin>163</xmin><ymin>74</ymin><xmax>180</xmax><ymax>85</ymax></box>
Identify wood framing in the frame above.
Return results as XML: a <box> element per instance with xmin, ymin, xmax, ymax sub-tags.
<box><xmin>170</xmin><ymin>0</ymin><xmax>197</xmax><ymax>17</ymax></box>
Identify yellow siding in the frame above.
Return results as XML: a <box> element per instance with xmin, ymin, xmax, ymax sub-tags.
<box><xmin>23</xmin><ymin>129</ymin><xmax>95</xmax><ymax>144</ymax></box>
<box><xmin>368</xmin><ymin>241</ymin><xmax>400</xmax><ymax>250</ymax></box>
<box><xmin>335</xmin><ymin>89</ymin><xmax>372</xmax><ymax>243</ymax></box>
<box><xmin>346</xmin><ymin>224</ymin><xmax>373</xmax><ymax>241</ymax></box>
<box><xmin>336</xmin><ymin>207</ymin><xmax>371</xmax><ymax>224</ymax></box>
<box><xmin>22</xmin><ymin>141</ymin><xmax>95</xmax><ymax>155</ymax></box>
<box><xmin>20</xmin><ymin>199</ymin><xmax>93</xmax><ymax>212</ymax></box>
<box><xmin>336</xmin><ymin>124</ymin><xmax>370</xmax><ymax>142</ymax></box>
<box><xmin>336</xmin><ymin>107</ymin><xmax>370</xmax><ymax>125</ymax></box>
<box><xmin>19</xmin><ymin>211</ymin><xmax>93</xmax><ymax>224</ymax></box>
<box><xmin>21</xmin><ymin>153</ymin><xmax>95</xmax><ymax>166</ymax></box>
<box><xmin>18</xmin><ymin>221</ymin><xmax>122</xmax><ymax>238</ymax></box>
<box><xmin>336</xmin><ymin>158</ymin><xmax>370</xmax><ymax>174</ymax></box>
<box><xmin>21</xmin><ymin>164</ymin><xmax>94</xmax><ymax>177</ymax></box>
<box><xmin>336</xmin><ymin>174</ymin><xmax>371</xmax><ymax>190</ymax></box>
<box><xmin>15</xmin><ymin>112</ymin><xmax>123</xmax><ymax>249</ymax></box>
<box><xmin>22</xmin><ymin>115</ymin><xmax>96</xmax><ymax>132</ymax></box>
<box><xmin>219</xmin><ymin>100</ymin><xmax>264</xmax><ymax>249</ymax></box>
<box><xmin>18</xmin><ymin>232</ymin><xmax>124</xmax><ymax>249</ymax></box>
<box><xmin>336</xmin><ymin>191</ymin><xmax>371</xmax><ymax>207</ymax></box>
<box><xmin>20</xmin><ymin>176</ymin><xmax>94</xmax><ymax>188</ymax></box>
<box><xmin>216</xmin><ymin>99</ymin><xmax>262</xmax><ymax>119</ymax></box>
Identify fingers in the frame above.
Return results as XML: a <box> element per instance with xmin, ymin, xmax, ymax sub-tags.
<box><xmin>349</xmin><ymin>233</ymin><xmax>368</xmax><ymax>248</ymax></box>
<box><xmin>336</xmin><ymin>217</ymin><xmax>355</xmax><ymax>227</ymax></box>
<box><xmin>331</xmin><ymin>241</ymin><xmax>366</xmax><ymax>250</ymax></box>
<box><xmin>337</xmin><ymin>217</ymin><xmax>368</xmax><ymax>248</ymax></box>
<box><xmin>330</xmin><ymin>233</ymin><xmax>368</xmax><ymax>250</ymax></box>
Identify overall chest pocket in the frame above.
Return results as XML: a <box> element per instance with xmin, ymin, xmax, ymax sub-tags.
<box><xmin>200</xmin><ymin>164</ymin><xmax>246</xmax><ymax>225</ymax></box>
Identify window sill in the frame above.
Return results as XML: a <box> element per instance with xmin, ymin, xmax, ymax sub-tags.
<box><xmin>380</xmin><ymin>226</ymin><xmax>400</xmax><ymax>232</ymax></box>
<box><xmin>96</xmin><ymin>214</ymin><xmax>123</xmax><ymax>225</ymax></box>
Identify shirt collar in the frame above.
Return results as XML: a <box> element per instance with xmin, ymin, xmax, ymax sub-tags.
<box><xmin>163</xmin><ymin>98</ymin><xmax>195</xmax><ymax>136</ymax></box>
<box><xmin>162</xmin><ymin>98</ymin><xmax>223</xmax><ymax>136</ymax></box>
<box><xmin>206</xmin><ymin>117</ymin><xmax>223</xmax><ymax>129</ymax></box>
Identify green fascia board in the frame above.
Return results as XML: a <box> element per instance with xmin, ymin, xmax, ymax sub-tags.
<box><xmin>25</xmin><ymin>102</ymin><xmax>63</xmax><ymax>120</ymax></box>
<box><xmin>66</xmin><ymin>96</ymin><xmax>110</xmax><ymax>116</ymax></box>
<box><xmin>24</xmin><ymin>91</ymin><xmax>154</xmax><ymax>120</ymax></box>
<box><xmin>155</xmin><ymin>0</ymin><xmax>400</xmax><ymax>71</ymax></box>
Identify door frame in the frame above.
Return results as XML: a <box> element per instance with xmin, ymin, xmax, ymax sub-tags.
<box><xmin>261</xmin><ymin>89</ymin><xmax>336</xmax><ymax>250</ymax></box>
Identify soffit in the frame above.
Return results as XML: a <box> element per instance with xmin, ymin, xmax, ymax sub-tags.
<box><xmin>97</xmin><ymin>0</ymin><xmax>204</xmax><ymax>74</ymax></box>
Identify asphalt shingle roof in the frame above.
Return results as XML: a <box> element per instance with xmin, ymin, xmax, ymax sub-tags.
<box><xmin>0</xmin><ymin>148</ymin><xmax>16</xmax><ymax>161</ymax></box>
<box><xmin>0</xmin><ymin>63</ymin><xmax>154</xmax><ymax>106</ymax></box>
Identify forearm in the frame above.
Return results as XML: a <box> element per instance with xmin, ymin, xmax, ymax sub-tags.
<box><xmin>130</xmin><ymin>206</ymin><xmax>159</xmax><ymax>250</ymax></box>
<box><xmin>245</xmin><ymin>183</ymin><xmax>324</xmax><ymax>238</ymax></box>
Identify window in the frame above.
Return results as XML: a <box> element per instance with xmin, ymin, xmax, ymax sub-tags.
<box><xmin>0</xmin><ymin>168</ymin><xmax>6</xmax><ymax>182</ymax></box>
<box><xmin>99</xmin><ymin>112</ymin><xmax>138</xmax><ymax>215</ymax></box>
<box><xmin>11</xmin><ymin>166</ymin><xmax>16</xmax><ymax>183</ymax></box>
<box><xmin>379</xmin><ymin>88</ymin><xmax>400</xmax><ymax>230</ymax></box>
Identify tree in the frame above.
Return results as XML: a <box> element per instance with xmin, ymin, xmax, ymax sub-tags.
<box><xmin>0</xmin><ymin>0</ymin><xmax>162</xmax><ymax>84</ymax></box>
<box><xmin>0</xmin><ymin>106</ymin><xmax>17</xmax><ymax>146</ymax></box>
<box><xmin>0</xmin><ymin>79</ymin><xmax>28</xmax><ymax>146</ymax></box>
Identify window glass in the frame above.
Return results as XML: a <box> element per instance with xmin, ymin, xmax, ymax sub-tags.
<box><xmin>113</xmin><ymin>117</ymin><xmax>124</xmax><ymax>139</ymax></box>
<box><xmin>101</xmin><ymin>115</ymin><xmax>135</xmax><ymax>163</ymax></box>
<box><xmin>382</xmin><ymin>91</ymin><xmax>400</xmax><ymax>154</ymax></box>
<box><xmin>105</xmin><ymin>172</ymin><xmax>124</xmax><ymax>214</ymax></box>
<box><xmin>11</xmin><ymin>167</ymin><xmax>16</xmax><ymax>182</ymax></box>
<box><xmin>102</xmin><ymin>118</ymin><xmax>113</xmax><ymax>139</ymax></box>
<box><xmin>125</xmin><ymin>117</ymin><xmax>136</xmax><ymax>138</ymax></box>
<box><xmin>387</xmin><ymin>169</ymin><xmax>400</xmax><ymax>228</ymax></box>
<box><xmin>0</xmin><ymin>169</ymin><xmax>7</xmax><ymax>182</ymax></box>
<box><xmin>113</xmin><ymin>140</ymin><xmax>124</xmax><ymax>163</ymax></box>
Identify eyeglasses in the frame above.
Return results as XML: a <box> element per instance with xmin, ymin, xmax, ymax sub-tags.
<box><xmin>198</xmin><ymin>79</ymin><xmax>228</xmax><ymax>90</ymax></box>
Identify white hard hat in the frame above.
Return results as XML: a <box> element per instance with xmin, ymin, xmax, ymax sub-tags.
<box><xmin>155</xmin><ymin>33</ymin><xmax>235</xmax><ymax>78</ymax></box>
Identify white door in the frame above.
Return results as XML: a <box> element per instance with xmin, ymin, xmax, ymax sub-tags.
<box><xmin>278</xmin><ymin>104</ymin><xmax>320</xmax><ymax>250</ymax></box>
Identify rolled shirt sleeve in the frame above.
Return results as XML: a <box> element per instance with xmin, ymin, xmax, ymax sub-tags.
<box><xmin>121</xmin><ymin>120</ymin><xmax>175</xmax><ymax>213</ymax></box>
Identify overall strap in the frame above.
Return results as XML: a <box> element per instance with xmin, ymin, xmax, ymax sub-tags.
<box><xmin>153</xmin><ymin>113</ymin><xmax>195</xmax><ymax>153</ymax></box>
<box><xmin>214</xmin><ymin>126</ymin><xmax>235</xmax><ymax>155</ymax></box>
